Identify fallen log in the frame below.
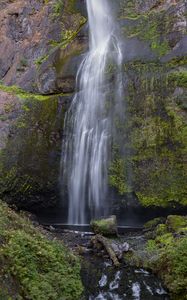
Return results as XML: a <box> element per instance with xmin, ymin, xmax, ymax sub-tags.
<box><xmin>91</xmin><ymin>234</ymin><xmax>120</xmax><ymax>267</ymax></box>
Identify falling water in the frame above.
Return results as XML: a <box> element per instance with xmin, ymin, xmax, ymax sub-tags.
<box><xmin>61</xmin><ymin>0</ymin><xmax>123</xmax><ymax>224</ymax></box>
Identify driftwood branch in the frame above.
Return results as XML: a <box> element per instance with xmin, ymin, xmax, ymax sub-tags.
<box><xmin>91</xmin><ymin>234</ymin><xmax>120</xmax><ymax>267</ymax></box>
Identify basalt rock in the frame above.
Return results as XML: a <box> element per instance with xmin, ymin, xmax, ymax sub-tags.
<box><xmin>0</xmin><ymin>88</ymin><xmax>71</xmax><ymax>210</ymax></box>
<box><xmin>109</xmin><ymin>0</ymin><xmax>187</xmax><ymax>211</ymax></box>
<box><xmin>0</xmin><ymin>0</ymin><xmax>187</xmax><ymax>214</ymax></box>
<box><xmin>0</xmin><ymin>0</ymin><xmax>87</xmax><ymax>94</ymax></box>
<box><xmin>0</xmin><ymin>0</ymin><xmax>86</xmax><ymax>209</ymax></box>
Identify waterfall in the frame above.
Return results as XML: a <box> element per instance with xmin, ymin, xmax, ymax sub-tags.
<box><xmin>61</xmin><ymin>0</ymin><xmax>123</xmax><ymax>225</ymax></box>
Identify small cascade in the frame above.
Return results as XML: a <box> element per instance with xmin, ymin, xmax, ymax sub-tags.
<box><xmin>61</xmin><ymin>0</ymin><xmax>123</xmax><ymax>224</ymax></box>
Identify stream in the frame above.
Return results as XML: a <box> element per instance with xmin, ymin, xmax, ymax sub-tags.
<box><xmin>81</xmin><ymin>259</ymin><xmax>169</xmax><ymax>300</ymax></box>
<box><xmin>52</xmin><ymin>228</ymin><xmax>170</xmax><ymax>300</ymax></box>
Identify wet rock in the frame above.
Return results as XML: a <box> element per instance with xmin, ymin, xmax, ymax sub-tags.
<box><xmin>77</xmin><ymin>245</ymin><xmax>92</xmax><ymax>255</ymax></box>
<box><xmin>111</xmin><ymin>241</ymin><xmax>130</xmax><ymax>260</ymax></box>
<box><xmin>49</xmin><ymin>225</ymin><xmax>55</xmax><ymax>232</ymax></box>
<box><xmin>91</xmin><ymin>216</ymin><xmax>118</xmax><ymax>237</ymax></box>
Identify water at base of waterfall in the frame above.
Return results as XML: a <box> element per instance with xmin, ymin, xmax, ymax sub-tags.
<box><xmin>61</xmin><ymin>0</ymin><xmax>123</xmax><ymax>225</ymax></box>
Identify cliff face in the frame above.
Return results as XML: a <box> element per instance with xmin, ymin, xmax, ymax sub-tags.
<box><xmin>0</xmin><ymin>0</ymin><xmax>86</xmax><ymax>209</ymax></box>
<box><xmin>0</xmin><ymin>0</ymin><xmax>186</xmax><ymax>212</ymax></box>
<box><xmin>109</xmin><ymin>0</ymin><xmax>187</xmax><ymax>210</ymax></box>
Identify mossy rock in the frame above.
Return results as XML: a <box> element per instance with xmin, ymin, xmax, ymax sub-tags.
<box><xmin>109</xmin><ymin>60</ymin><xmax>187</xmax><ymax>209</ymax></box>
<box><xmin>90</xmin><ymin>216</ymin><xmax>118</xmax><ymax>237</ymax></box>
<box><xmin>142</xmin><ymin>215</ymin><xmax>187</xmax><ymax>298</ymax></box>
<box><xmin>155</xmin><ymin>224</ymin><xmax>168</xmax><ymax>236</ymax></box>
<box><xmin>168</xmin><ymin>70</ymin><xmax>187</xmax><ymax>88</ymax></box>
<box><xmin>0</xmin><ymin>87</ymin><xmax>69</xmax><ymax>209</ymax></box>
<box><xmin>144</xmin><ymin>217</ymin><xmax>166</xmax><ymax>231</ymax></box>
<box><xmin>147</xmin><ymin>235</ymin><xmax>187</xmax><ymax>299</ymax></box>
<box><xmin>166</xmin><ymin>215</ymin><xmax>187</xmax><ymax>232</ymax></box>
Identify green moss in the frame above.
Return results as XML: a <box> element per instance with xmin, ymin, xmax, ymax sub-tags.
<box><xmin>162</xmin><ymin>237</ymin><xmax>187</xmax><ymax>297</ymax></box>
<box><xmin>122</xmin><ymin>10</ymin><xmax>171</xmax><ymax>57</ymax></box>
<box><xmin>128</xmin><ymin>214</ymin><xmax>187</xmax><ymax>299</ymax></box>
<box><xmin>144</xmin><ymin>215</ymin><xmax>187</xmax><ymax>298</ymax></box>
<box><xmin>151</xmin><ymin>40</ymin><xmax>170</xmax><ymax>57</ymax></box>
<box><xmin>146</xmin><ymin>239</ymin><xmax>157</xmax><ymax>252</ymax></box>
<box><xmin>53</xmin><ymin>0</ymin><xmax>78</xmax><ymax>16</ymax></box>
<box><xmin>64</xmin><ymin>0</ymin><xmax>77</xmax><ymax>14</ymax></box>
<box><xmin>166</xmin><ymin>215</ymin><xmax>187</xmax><ymax>232</ymax></box>
<box><xmin>119</xmin><ymin>0</ymin><xmax>141</xmax><ymax>20</ymax></box>
<box><xmin>144</xmin><ymin>217</ymin><xmax>166</xmax><ymax>231</ymax></box>
<box><xmin>167</xmin><ymin>56</ymin><xmax>187</xmax><ymax>67</ymax></box>
<box><xmin>34</xmin><ymin>55</ymin><xmax>49</xmax><ymax>67</ymax></box>
<box><xmin>0</xmin><ymin>84</ymin><xmax>52</xmax><ymax>101</ymax></box>
<box><xmin>90</xmin><ymin>216</ymin><xmax>117</xmax><ymax>236</ymax></box>
<box><xmin>155</xmin><ymin>232</ymin><xmax>174</xmax><ymax>247</ymax></box>
<box><xmin>109</xmin><ymin>158</ymin><xmax>131</xmax><ymax>195</ymax></box>
<box><xmin>140</xmin><ymin>215</ymin><xmax>187</xmax><ymax>298</ymax></box>
<box><xmin>0</xmin><ymin>201</ymin><xmax>83</xmax><ymax>300</ymax></box>
<box><xmin>35</xmin><ymin>0</ymin><xmax>87</xmax><ymax>76</ymax></box>
<box><xmin>124</xmin><ymin>251</ymin><xmax>143</xmax><ymax>268</ymax></box>
<box><xmin>137</xmin><ymin>194</ymin><xmax>167</xmax><ymax>207</ymax></box>
<box><xmin>51</xmin><ymin>20</ymin><xmax>86</xmax><ymax>50</ymax></box>
<box><xmin>168</xmin><ymin>70</ymin><xmax>187</xmax><ymax>88</ymax></box>
<box><xmin>53</xmin><ymin>0</ymin><xmax>64</xmax><ymax>16</ymax></box>
<box><xmin>50</xmin><ymin>0</ymin><xmax>86</xmax><ymax>49</ymax></box>
<box><xmin>155</xmin><ymin>224</ymin><xmax>168</xmax><ymax>236</ymax></box>
<box><xmin>0</xmin><ymin>91</ymin><xmax>66</xmax><ymax>206</ymax></box>
<box><xmin>120</xmin><ymin>62</ymin><xmax>187</xmax><ymax>208</ymax></box>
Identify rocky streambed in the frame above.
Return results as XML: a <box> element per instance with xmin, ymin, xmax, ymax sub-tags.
<box><xmin>48</xmin><ymin>228</ymin><xmax>169</xmax><ymax>300</ymax></box>
<box><xmin>44</xmin><ymin>213</ymin><xmax>187</xmax><ymax>300</ymax></box>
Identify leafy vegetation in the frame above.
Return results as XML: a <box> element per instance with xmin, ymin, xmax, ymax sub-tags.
<box><xmin>0</xmin><ymin>201</ymin><xmax>83</xmax><ymax>300</ymax></box>
<box><xmin>124</xmin><ymin>215</ymin><xmax>187</xmax><ymax>298</ymax></box>
<box><xmin>145</xmin><ymin>215</ymin><xmax>187</xmax><ymax>299</ymax></box>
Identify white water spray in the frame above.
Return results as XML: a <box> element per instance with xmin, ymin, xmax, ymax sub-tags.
<box><xmin>61</xmin><ymin>0</ymin><xmax>123</xmax><ymax>224</ymax></box>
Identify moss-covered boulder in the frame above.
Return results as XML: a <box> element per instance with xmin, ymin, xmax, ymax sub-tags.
<box><xmin>143</xmin><ymin>217</ymin><xmax>166</xmax><ymax>232</ymax></box>
<box><xmin>166</xmin><ymin>215</ymin><xmax>187</xmax><ymax>232</ymax></box>
<box><xmin>124</xmin><ymin>215</ymin><xmax>187</xmax><ymax>299</ymax></box>
<box><xmin>91</xmin><ymin>216</ymin><xmax>118</xmax><ymax>236</ymax></box>
<box><xmin>145</xmin><ymin>215</ymin><xmax>187</xmax><ymax>299</ymax></box>
<box><xmin>0</xmin><ymin>200</ymin><xmax>83</xmax><ymax>300</ymax></box>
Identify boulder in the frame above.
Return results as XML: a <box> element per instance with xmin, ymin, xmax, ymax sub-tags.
<box><xmin>166</xmin><ymin>215</ymin><xmax>187</xmax><ymax>232</ymax></box>
<box><xmin>91</xmin><ymin>216</ymin><xmax>118</xmax><ymax>236</ymax></box>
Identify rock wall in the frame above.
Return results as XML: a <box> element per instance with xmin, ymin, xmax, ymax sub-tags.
<box><xmin>0</xmin><ymin>0</ymin><xmax>86</xmax><ymax>209</ymax></box>
<box><xmin>109</xmin><ymin>0</ymin><xmax>187</xmax><ymax>211</ymax></box>
<box><xmin>0</xmin><ymin>0</ymin><xmax>186</xmax><ymax>213</ymax></box>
